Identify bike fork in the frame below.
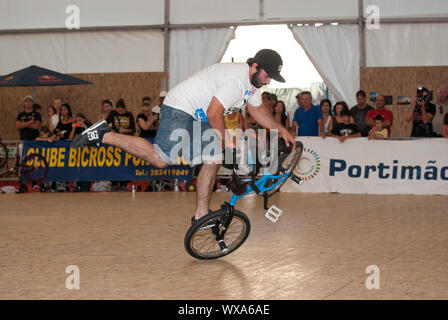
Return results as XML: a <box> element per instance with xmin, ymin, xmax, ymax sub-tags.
<box><xmin>213</xmin><ymin>202</ymin><xmax>234</xmax><ymax>252</ymax></box>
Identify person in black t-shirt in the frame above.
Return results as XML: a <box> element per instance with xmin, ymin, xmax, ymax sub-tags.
<box><xmin>15</xmin><ymin>95</ymin><xmax>42</xmax><ymax>140</ymax></box>
<box><xmin>350</xmin><ymin>90</ymin><xmax>374</xmax><ymax>137</ymax></box>
<box><xmin>54</xmin><ymin>103</ymin><xmax>74</xmax><ymax>140</ymax></box>
<box><xmin>406</xmin><ymin>87</ymin><xmax>436</xmax><ymax>137</ymax></box>
<box><xmin>137</xmin><ymin>97</ymin><xmax>159</xmax><ymax>138</ymax></box>
<box><xmin>106</xmin><ymin>98</ymin><xmax>135</xmax><ymax>136</ymax></box>
<box><xmin>329</xmin><ymin>109</ymin><xmax>361</xmax><ymax>143</ymax></box>
<box><xmin>106</xmin><ymin>98</ymin><xmax>135</xmax><ymax>191</ymax></box>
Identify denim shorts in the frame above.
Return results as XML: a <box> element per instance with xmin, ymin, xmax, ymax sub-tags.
<box><xmin>153</xmin><ymin>105</ymin><xmax>221</xmax><ymax>166</ymax></box>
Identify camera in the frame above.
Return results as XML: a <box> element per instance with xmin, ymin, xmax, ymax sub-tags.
<box><xmin>416</xmin><ymin>86</ymin><xmax>427</xmax><ymax>102</ymax></box>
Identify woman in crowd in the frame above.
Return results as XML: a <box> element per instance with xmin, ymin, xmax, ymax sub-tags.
<box><xmin>98</xmin><ymin>99</ymin><xmax>113</xmax><ymax>121</ymax></box>
<box><xmin>52</xmin><ymin>103</ymin><xmax>74</xmax><ymax>192</ymax></box>
<box><xmin>54</xmin><ymin>103</ymin><xmax>74</xmax><ymax>140</ymax></box>
<box><xmin>272</xmin><ymin>100</ymin><xmax>290</xmax><ymax>132</ymax></box>
<box><xmin>329</xmin><ymin>101</ymin><xmax>354</xmax><ymax>132</ymax></box>
<box><xmin>319</xmin><ymin>99</ymin><xmax>332</xmax><ymax>135</ymax></box>
<box><xmin>46</xmin><ymin>105</ymin><xmax>59</xmax><ymax>134</ymax></box>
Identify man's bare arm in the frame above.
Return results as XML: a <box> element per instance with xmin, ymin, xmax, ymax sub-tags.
<box><xmin>206</xmin><ymin>97</ymin><xmax>226</xmax><ymax>148</ymax></box>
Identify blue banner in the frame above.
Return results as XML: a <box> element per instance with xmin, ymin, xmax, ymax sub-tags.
<box><xmin>22</xmin><ymin>140</ymin><xmax>193</xmax><ymax>182</ymax></box>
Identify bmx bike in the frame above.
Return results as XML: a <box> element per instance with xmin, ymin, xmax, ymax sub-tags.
<box><xmin>0</xmin><ymin>141</ymin><xmax>48</xmax><ymax>183</ymax></box>
<box><xmin>184</xmin><ymin>139</ymin><xmax>303</xmax><ymax>260</ymax></box>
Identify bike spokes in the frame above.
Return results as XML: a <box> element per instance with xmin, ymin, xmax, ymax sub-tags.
<box><xmin>185</xmin><ymin>210</ymin><xmax>251</xmax><ymax>260</ymax></box>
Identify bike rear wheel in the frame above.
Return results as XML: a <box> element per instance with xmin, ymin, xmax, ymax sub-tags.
<box><xmin>184</xmin><ymin>208</ymin><xmax>251</xmax><ymax>260</ymax></box>
<box><xmin>21</xmin><ymin>153</ymin><xmax>48</xmax><ymax>182</ymax></box>
<box><xmin>0</xmin><ymin>142</ymin><xmax>8</xmax><ymax>169</ymax></box>
<box><xmin>264</xmin><ymin>140</ymin><xmax>303</xmax><ymax>196</ymax></box>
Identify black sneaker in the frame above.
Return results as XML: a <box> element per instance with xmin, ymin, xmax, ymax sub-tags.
<box><xmin>191</xmin><ymin>211</ymin><xmax>219</xmax><ymax>230</ymax></box>
<box><xmin>70</xmin><ymin>119</ymin><xmax>111</xmax><ymax>148</ymax></box>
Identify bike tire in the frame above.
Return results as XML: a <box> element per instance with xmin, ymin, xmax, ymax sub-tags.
<box><xmin>22</xmin><ymin>153</ymin><xmax>49</xmax><ymax>182</ymax></box>
<box><xmin>264</xmin><ymin>140</ymin><xmax>303</xmax><ymax>197</ymax></box>
<box><xmin>0</xmin><ymin>142</ymin><xmax>8</xmax><ymax>169</ymax></box>
<box><xmin>184</xmin><ymin>208</ymin><xmax>251</xmax><ymax>260</ymax></box>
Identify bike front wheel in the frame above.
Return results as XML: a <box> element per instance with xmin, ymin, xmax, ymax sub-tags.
<box><xmin>184</xmin><ymin>208</ymin><xmax>251</xmax><ymax>260</ymax></box>
<box><xmin>21</xmin><ymin>153</ymin><xmax>48</xmax><ymax>182</ymax></box>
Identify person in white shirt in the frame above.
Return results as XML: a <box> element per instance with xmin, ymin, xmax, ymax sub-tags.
<box><xmin>151</xmin><ymin>90</ymin><xmax>167</xmax><ymax>115</ymax></box>
<box><xmin>432</xmin><ymin>85</ymin><xmax>448</xmax><ymax>136</ymax></box>
<box><xmin>71</xmin><ymin>49</ymin><xmax>294</xmax><ymax>222</ymax></box>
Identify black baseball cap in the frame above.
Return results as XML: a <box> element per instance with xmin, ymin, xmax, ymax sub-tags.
<box><xmin>254</xmin><ymin>49</ymin><xmax>285</xmax><ymax>83</ymax></box>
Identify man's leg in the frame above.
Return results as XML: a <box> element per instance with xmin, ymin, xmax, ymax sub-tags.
<box><xmin>102</xmin><ymin>132</ymin><xmax>168</xmax><ymax>168</ymax></box>
<box><xmin>194</xmin><ymin>161</ymin><xmax>220</xmax><ymax>219</ymax></box>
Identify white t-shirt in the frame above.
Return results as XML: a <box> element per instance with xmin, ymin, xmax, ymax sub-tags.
<box><xmin>163</xmin><ymin>63</ymin><xmax>262</xmax><ymax>122</ymax></box>
<box><xmin>50</xmin><ymin>114</ymin><xmax>59</xmax><ymax>130</ymax></box>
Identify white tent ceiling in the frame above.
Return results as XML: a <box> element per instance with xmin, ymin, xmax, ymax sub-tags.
<box><xmin>0</xmin><ymin>0</ymin><xmax>446</xmax><ymax>87</ymax></box>
<box><xmin>1</xmin><ymin>0</ymin><xmax>446</xmax><ymax>31</ymax></box>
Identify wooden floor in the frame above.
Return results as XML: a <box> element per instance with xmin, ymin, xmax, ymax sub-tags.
<box><xmin>0</xmin><ymin>191</ymin><xmax>447</xmax><ymax>300</ymax></box>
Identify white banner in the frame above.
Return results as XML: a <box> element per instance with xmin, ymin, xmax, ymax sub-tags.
<box><xmin>283</xmin><ymin>137</ymin><xmax>448</xmax><ymax>195</ymax></box>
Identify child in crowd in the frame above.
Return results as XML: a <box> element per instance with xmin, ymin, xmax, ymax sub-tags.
<box><xmin>368</xmin><ymin>115</ymin><xmax>389</xmax><ymax>140</ymax></box>
<box><xmin>328</xmin><ymin>109</ymin><xmax>361</xmax><ymax>143</ymax></box>
<box><xmin>35</xmin><ymin>127</ymin><xmax>56</xmax><ymax>143</ymax></box>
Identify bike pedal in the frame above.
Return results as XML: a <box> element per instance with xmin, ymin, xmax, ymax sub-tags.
<box><xmin>291</xmin><ymin>174</ymin><xmax>303</xmax><ymax>185</ymax></box>
<box><xmin>265</xmin><ymin>205</ymin><xmax>283</xmax><ymax>223</ymax></box>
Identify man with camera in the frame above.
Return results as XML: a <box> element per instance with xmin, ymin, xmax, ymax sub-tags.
<box><xmin>406</xmin><ymin>87</ymin><xmax>436</xmax><ymax>137</ymax></box>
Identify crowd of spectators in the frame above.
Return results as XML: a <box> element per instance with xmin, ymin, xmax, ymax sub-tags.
<box><xmin>13</xmin><ymin>84</ymin><xmax>448</xmax><ymax>192</ymax></box>
<box><xmin>14</xmin><ymin>91</ymin><xmax>167</xmax><ymax>192</ymax></box>
<box><xmin>283</xmin><ymin>85</ymin><xmax>448</xmax><ymax>141</ymax></box>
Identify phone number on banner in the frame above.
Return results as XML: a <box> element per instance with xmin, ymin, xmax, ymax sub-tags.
<box><xmin>136</xmin><ymin>168</ymin><xmax>191</xmax><ymax>178</ymax></box>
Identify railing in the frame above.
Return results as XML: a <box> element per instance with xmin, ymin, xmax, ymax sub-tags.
<box><xmin>0</xmin><ymin>140</ymin><xmax>21</xmax><ymax>181</ymax></box>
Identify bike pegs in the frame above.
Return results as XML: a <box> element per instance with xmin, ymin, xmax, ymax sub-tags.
<box><xmin>290</xmin><ymin>174</ymin><xmax>303</xmax><ymax>185</ymax></box>
<box><xmin>265</xmin><ymin>205</ymin><xmax>283</xmax><ymax>223</ymax></box>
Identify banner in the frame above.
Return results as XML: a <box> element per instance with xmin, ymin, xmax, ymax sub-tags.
<box><xmin>283</xmin><ymin>137</ymin><xmax>448</xmax><ymax>195</ymax></box>
<box><xmin>22</xmin><ymin>140</ymin><xmax>193</xmax><ymax>182</ymax></box>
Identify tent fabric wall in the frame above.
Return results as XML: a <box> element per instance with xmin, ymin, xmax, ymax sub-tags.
<box><xmin>168</xmin><ymin>27</ymin><xmax>235</xmax><ymax>89</ymax></box>
<box><xmin>2</xmin><ymin>0</ymin><xmax>447</xmax><ymax>31</ymax></box>
<box><xmin>363</xmin><ymin>0</ymin><xmax>448</xmax><ymax>18</ymax></box>
<box><xmin>0</xmin><ymin>0</ymin><xmax>447</xmax><ymax>97</ymax></box>
<box><xmin>365</xmin><ymin>23</ymin><xmax>448</xmax><ymax>67</ymax></box>
<box><xmin>170</xmin><ymin>0</ymin><xmax>259</xmax><ymax>24</ymax></box>
<box><xmin>0</xmin><ymin>0</ymin><xmax>164</xmax><ymax>30</ymax></box>
<box><xmin>264</xmin><ymin>0</ymin><xmax>358</xmax><ymax>20</ymax></box>
<box><xmin>0</xmin><ymin>30</ymin><xmax>164</xmax><ymax>75</ymax></box>
<box><xmin>290</xmin><ymin>25</ymin><xmax>360</xmax><ymax>106</ymax></box>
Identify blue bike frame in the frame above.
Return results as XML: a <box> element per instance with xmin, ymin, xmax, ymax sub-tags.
<box><xmin>229</xmin><ymin>172</ymin><xmax>290</xmax><ymax>206</ymax></box>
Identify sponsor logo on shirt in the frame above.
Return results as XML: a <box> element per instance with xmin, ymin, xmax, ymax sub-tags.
<box><xmin>194</xmin><ymin>108</ymin><xmax>209</xmax><ymax>123</ymax></box>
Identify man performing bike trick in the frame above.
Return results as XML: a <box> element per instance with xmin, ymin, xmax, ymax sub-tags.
<box><xmin>71</xmin><ymin>49</ymin><xmax>295</xmax><ymax>224</ymax></box>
